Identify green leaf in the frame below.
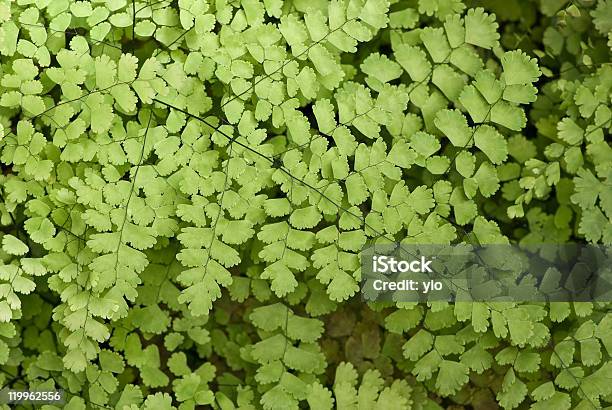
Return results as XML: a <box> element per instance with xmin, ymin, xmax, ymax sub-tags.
<box><xmin>490</xmin><ymin>101</ymin><xmax>526</xmax><ymax>131</ymax></box>
<box><xmin>385</xmin><ymin>308</ymin><xmax>422</xmax><ymax>333</ymax></box>
<box><xmin>459</xmin><ymin>85</ymin><xmax>490</xmax><ymax>123</ymax></box>
<box><xmin>455</xmin><ymin>151</ymin><xmax>475</xmax><ymax>177</ymax></box>
<box><xmin>497</xmin><ymin>370</ymin><xmax>527</xmax><ymax>409</ymax></box>
<box><xmin>306</xmin><ymin>382</ymin><xmax>334</xmax><ymax>410</ymax></box>
<box><xmin>501</xmin><ymin>50</ymin><xmax>541</xmax><ymax>85</ymax></box>
<box><xmin>435</xmin><ymin>109</ymin><xmax>472</xmax><ymax>147</ymax></box>
<box><xmin>474</xmin><ymin>125</ymin><xmax>508</xmax><ymax>164</ymax></box>
<box><xmin>2</xmin><ymin>235</ymin><xmax>28</xmax><ymax>255</ymax></box>
<box><xmin>436</xmin><ymin>360</ymin><xmax>469</xmax><ymax>396</ymax></box>
<box><xmin>361</xmin><ymin>53</ymin><xmax>403</xmax><ymax>83</ymax></box>
<box><xmin>464</xmin><ymin>8</ymin><xmax>499</xmax><ymax>49</ymax></box>
<box><xmin>395</xmin><ymin>44</ymin><xmax>431</xmax><ymax>82</ymax></box>
<box><xmin>403</xmin><ymin>330</ymin><xmax>434</xmax><ymax>361</ymax></box>
<box><xmin>557</xmin><ymin>118</ymin><xmax>584</xmax><ymax>145</ymax></box>
<box><xmin>410</xmin><ymin>131</ymin><xmax>440</xmax><ymax>158</ymax></box>
<box><xmin>421</xmin><ymin>28</ymin><xmax>451</xmax><ymax>63</ymax></box>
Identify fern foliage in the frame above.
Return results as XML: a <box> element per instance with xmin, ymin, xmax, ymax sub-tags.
<box><xmin>0</xmin><ymin>0</ymin><xmax>610</xmax><ymax>409</ymax></box>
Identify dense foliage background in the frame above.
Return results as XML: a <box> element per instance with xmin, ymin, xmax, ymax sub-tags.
<box><xmin>0</xmin><ymin>0</ymin><xmax>610</xmax><ymax>408</ymax></box>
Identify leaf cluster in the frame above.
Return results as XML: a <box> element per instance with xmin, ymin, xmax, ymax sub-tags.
<box><xmin>0</xmin><ymin>0</ymin><xmax>610</xmax><ymax>409</ymax></box>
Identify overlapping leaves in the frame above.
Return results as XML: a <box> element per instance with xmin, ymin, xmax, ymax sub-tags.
<box><xmin>0</xmin><ymin>1</ymin><xmax>609</xmax><ymax>409</ymax></box>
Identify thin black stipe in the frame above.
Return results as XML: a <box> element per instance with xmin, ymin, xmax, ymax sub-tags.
<box><xmin>152</xmin><ymin>98</ymin><xmax>419</xmax><ymax>248</ymax></box>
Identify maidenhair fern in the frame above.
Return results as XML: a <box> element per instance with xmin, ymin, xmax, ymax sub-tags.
<box><xmin>0</xmin><ymin>0</ymin><xmax>610</xmax><ymax>409</ymax></box>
